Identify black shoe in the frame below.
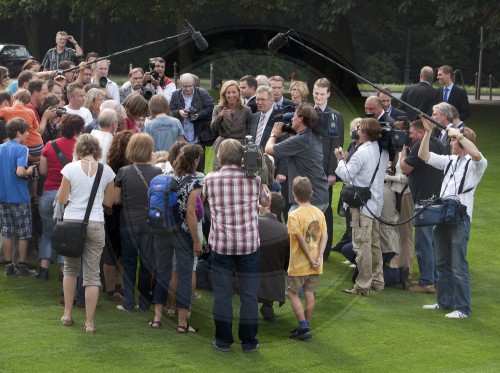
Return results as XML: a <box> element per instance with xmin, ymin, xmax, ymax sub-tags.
<box><xmin>289</xmin><ymin>327</ymin><xmax>312</xmax><ymax>340</ymax></box>
<box><xmin>400</xmin><ymin>267</ymin><xmax>409</xmax><ymax>290</ymax></box>
<box><xmin>17</xmin><ymin>264</ymin><xmax>36</xmax><ymax>277</ymax></box>
<box><xmin>260</xmin><ymin>304</ymin><xmax>275</xmax><ymax>322</ymax></box>
<box><xmin>4</xmin><ymin>263</ymin><xmax>16</xmax><ymax>276</ymax></box>
<box><xmin>36</xmin><ymin>267</ymin><xmax>49</xmax><ymax>281</ymax></box>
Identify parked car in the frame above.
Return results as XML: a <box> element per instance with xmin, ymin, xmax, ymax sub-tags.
<box><xmin>0</xmin><ymin>43</ymin><xmax>33</xmax><ymax>77</ymax></box>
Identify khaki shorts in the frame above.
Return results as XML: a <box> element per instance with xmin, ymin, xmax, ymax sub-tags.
<box><xmin>288</xmin><ymin>274</ymin><xmax>319</xmax><ymax>293</ymax></box>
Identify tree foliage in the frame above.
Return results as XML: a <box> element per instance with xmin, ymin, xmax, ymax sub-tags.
<box><xmin>1</xmin><ymin>0</ymin><xmax>499</xmax><ymax>84</ymax></box>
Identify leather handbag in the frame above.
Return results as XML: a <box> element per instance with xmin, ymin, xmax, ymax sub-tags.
<box><xmin>52</xmin><ymin>163</ymin><xmax>103</xmax><ymax>258</ymax></box>
<box><xmin>340</xmin><ymin>184</ymin><xmax>371</xmax><ymax>208</ymax></box>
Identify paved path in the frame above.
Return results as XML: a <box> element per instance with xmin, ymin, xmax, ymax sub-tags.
<box><xmin>360</xmin><ymin>90</ymin><xmax>500</xmax><ymax>102</ymax></box>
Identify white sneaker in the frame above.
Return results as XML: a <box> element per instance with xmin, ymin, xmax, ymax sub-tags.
<box><xmin>445</xmin><ymin>310</ymin><xmax>468</xmax><ymax>319</ymax></box>
<box><xmin>422</xmin><ymin>303</ymin><xmax>441</xmax><ymax>310</ymax></box>
<box><xmin>342</xmin><ymin>260</ymin><xmax>351</xmax><ymax>265</ymax></box>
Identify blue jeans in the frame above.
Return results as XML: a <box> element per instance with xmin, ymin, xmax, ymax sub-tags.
<box><xmin>414</xmin><ymin>222</ymin><xmax>436</xmax><ymax>286</ymax></box>
<box><xmin>212</xmin><ymin>250</ymin><xmax>260</xmax><ymax>350</ymax></box>
<box><xmin>120</xmin><ymin>224</ymin><xmax>156</xmax><ymax>311</ymax></box>
<box><xmin>38</xmin><ymin>190</ymin><xmax>63</xmax><ymax>264</ymax></box>
<box><xmin>152</xmin><ymin>231</ymin><xmax>194</xmax><ymax>309</ymax></box>
<box><xmin>433</xmin><ymin>217</ymin><xmax>471</xmax><ymax>316</ymax></box>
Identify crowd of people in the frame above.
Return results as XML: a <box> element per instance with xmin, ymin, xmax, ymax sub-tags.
<box><xmin>0</xmin><ymin>31</ymin><xmax>488</xmax><ymax>350</ymax></box>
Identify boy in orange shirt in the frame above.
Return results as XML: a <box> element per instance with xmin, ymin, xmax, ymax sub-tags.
<box><xmin>287</xmin><ymin>176</ymin><xmax>327</xmax><ymax>340</ymax></box>
<box><xmin>0</xmin><ymin>89</ymin><xmax>44</xmax><ymax>200</ymax></box>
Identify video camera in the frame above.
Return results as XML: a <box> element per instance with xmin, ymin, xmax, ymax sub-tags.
<box><xmin>273</xmin><ymin>106</ymin><xmax>296</xmax><ymax>135</ymax></box>
<box><xmin>365</xmin><ymin>113</ymin><xmax>406</xmax><ymax>159</ymax></box>
<box><xmin>274</xmin><ymin>105</ymin><xmax>341</xmax><ymax>138</ymax></box>
<box><xmin>243</xmin><ymin>135</ymin><xmax>263</xmax><ymax>178</ymax></box>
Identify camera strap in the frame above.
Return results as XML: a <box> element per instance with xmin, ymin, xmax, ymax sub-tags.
<box><xmin>443</xmin><ymin>157</ymin><xmax>473</xmax><ymax>196</ymax></box>
<box><xmin>51</xmin><ymin>140</ymin><xmax>69</xmax><ymax>166</ymax></box>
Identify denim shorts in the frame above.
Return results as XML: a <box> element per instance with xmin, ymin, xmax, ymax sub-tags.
<box><xmin>0</xmin><ymin>202</ymin><xmax>32</xmax><ymax>240</ymax></box>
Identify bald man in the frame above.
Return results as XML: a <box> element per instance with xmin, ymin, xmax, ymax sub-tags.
<box><xmin>364</xmin><ymin>96</ymin><xmax>394</xmax><ymax>124</ymax></box>
<box><xmin>399</xmin><ymin>66</ymin><xmax>440</xmax><ymax>121</ymax></box>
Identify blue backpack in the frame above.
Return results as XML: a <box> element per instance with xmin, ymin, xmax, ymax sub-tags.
<box><xmin>148</xmin><ymin>174</ymin><xmax>194</xmax><ymax>234</ymax></box>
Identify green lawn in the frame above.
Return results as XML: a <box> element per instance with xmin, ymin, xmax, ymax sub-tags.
<box><xmin>1</xmin><ymin>100</ymin><xmax>499</xmax><ymax>373</ymax></box>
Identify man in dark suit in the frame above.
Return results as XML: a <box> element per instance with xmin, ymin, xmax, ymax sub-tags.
<box><xmin>313</xmin><ymin>78</ymin><xmax>344</xmax><ymax>260</ymax></box>
<box><xmin>436</xmin><ymin>65</ymin><xmax>471</xmax><ymax>121</ymax></box>
<box><xmin>248</xmin><ymin>85</ymin><xmax>276</xmax><ymax>148</ymax></box>
<box><xmin>377</xmin><ymin>89</ymin><xmax>406</xmax><ymax>121</ymax></box>
<box><xmin>169</xmin><ymin>73</ymin><xmax>214</xmax><ymax>172</ymax></box>
<box><xmin>269</xmin><ymin>76</ymin><xmax>295</xmax><ymax>110</ymax></box>
<box><xmin>365</xmin><ymin>96</ymin><xmax>394</xmax><ymax>124</ymax></box>
<box><xmin>399</xmin><ymin>66</ymin><xmax>440</xmax><ymax>121</ymax></box>
<box><xmin>240</xmin><ymin>75</ymin><xmax>258</xmax><ymax>114</ymax></box>
<box><xmin>257</xmin><ymin>192</ymin><xmax>290</xmax><ymax>321</ymax></box>
<box><xmin>249</xmin><ymin>85</ymin><xmax>289</xmax><ymax>217</ymax></box>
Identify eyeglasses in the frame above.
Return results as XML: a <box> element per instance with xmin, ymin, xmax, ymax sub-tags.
<box><xmin>2</xmin><ymin>75</ymin><xmax>9</xmax><ymax>79</ymax></box>
<box><xmin>181</xmin><ymin>85</ymin><xmax>194</xmax><ymax>89</ymax></box>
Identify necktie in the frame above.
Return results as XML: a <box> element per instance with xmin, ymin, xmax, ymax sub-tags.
<box><xmin>255</xmin><ymin>114</ymin><xmax>266</xmax><ymax>144</ymax></box>
<box><xmin>440</xmin><ymin>130</ymin><xmax>446</xmax><ymax>141</ymax></box>
<box><xmin>443</xmin><ymin>87</ymin><xmax>449</xmax><ymax>102</ymax></box>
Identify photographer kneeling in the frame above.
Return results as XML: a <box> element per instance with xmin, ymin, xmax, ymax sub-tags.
<box><xmin>334</xmin><ymin>118</ymin><xmax>389</xmax><ymax>295</ymax></box>
<box><xmin>265</xmin><ymin>103</ymin><xmax>329</xmax><ymax>213</ymax></box>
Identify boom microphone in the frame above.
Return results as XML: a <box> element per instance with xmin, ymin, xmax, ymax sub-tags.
<box><xmin>184</xmin><ymin>19</ymin><xmax>209</xmax><ymax>52</ymax></box>
<box><xmin>268</xmin><ymin>32</ymin><xmax>289</xmax><ymax>52</ymax></box>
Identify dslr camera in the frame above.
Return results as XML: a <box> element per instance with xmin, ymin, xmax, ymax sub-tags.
<box><xmin>147</xmin><ymin>58</ymin><xmax>160</xmax><ymax>82</ymax></box>
<box><xmin>184</xmin><ymin>106</ymin><xmax>198</xmax><ymax>121</ymax></box>
<box><xmin>49</xmin><ymin>106</ymin><xmax>67</xmax><ymax>118</ymax></box>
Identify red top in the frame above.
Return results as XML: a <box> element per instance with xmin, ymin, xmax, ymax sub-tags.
<box><xmin>41</xmin><ymin>137</ymin><xmax>77</xmax><ymax>191</ymax></box>
<box><xmin>125</xmin><ymin>116</ymin><xmax>140</xmax><ymax>133</ymax></box>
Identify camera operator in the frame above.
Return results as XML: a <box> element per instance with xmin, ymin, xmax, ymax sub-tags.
<box><xmin>143</xmin><ymin>57</ymin><xmax>176</xmax><ymax>103</ymax></box>
<box><xmin>170</xmin><ymin>73</ymin><xmax>215</xmax><ymax>173</ymax></box>
<box><xmin>265</xmin><ymin>103</ymin><xmax>329</xmax><ymax>212</ymax></box>
<box><xmin>203</xmin><ymin>139</ymin><xmax>264</xmax><ymax>352</ymax></box>
<box><xmin>334</xmin><ymin>118</ymin><xmax>389</xmax><ymax>295</ymax></box>
<box><xmin>92</xmin><ymin>60</ymin><xmax>119</xmax><ymax>102</ymax></box>
<box><xmin>119</xmin><ymin>67</ymin><xmax>147</xmax><ymax>104</ymax></box>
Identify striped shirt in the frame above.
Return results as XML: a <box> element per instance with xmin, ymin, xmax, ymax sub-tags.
<box><xmin>203</xmin><ymin>165</ymin><xmax>261</xmax><ymax>255</ymax></box>
<box><xmin>41</xmin><ymin>47</ymin><xmax>76</xmax><ymax>70</ymax></box>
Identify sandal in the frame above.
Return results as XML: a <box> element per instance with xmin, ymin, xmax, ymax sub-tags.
<box><xmin>84</xmin><ymin>323</ymin><xmax>95</xmax><ymax>334</ymax></box>
<box><xmin>148</xmin><ymin>320</ymin><xmax>162</xmax><ymax>329</ymax></box>
<box><xmin>177</xmin><ymin>324</ymin><xmax>199</xmax><ymax>333</ymax></box>
<box><xmin>60</xmin><ymin>316</ymin><xmax>73</xmax><ymax>326</ymax></box>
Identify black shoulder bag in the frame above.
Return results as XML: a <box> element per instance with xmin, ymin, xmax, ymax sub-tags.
<box><xmin>52</xmin><ymin>163</ymin><xmax>103</xmax><ymax>258</ymax></box>
<box><xmin>51</xmin><ymin>140</ymin><xmax>69</xmax><ymax>166</ymax></box>
<box><xmin>340</xmin><ymin>148</ymin><xmax>382</xmax><ymax>208</ymax></box>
